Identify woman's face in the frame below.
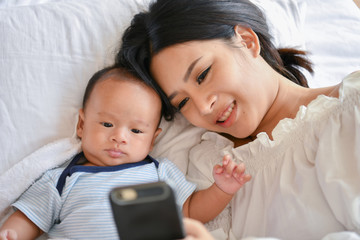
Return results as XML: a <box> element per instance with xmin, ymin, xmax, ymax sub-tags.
<box><xmin>150</xmin><ymin>37</ymin><xmax>276</xmax><ymax>138</ymax></box>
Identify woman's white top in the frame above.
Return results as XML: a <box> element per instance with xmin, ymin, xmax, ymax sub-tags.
<box><xmin>187</xmin><ymin>71</ymin><xmax>360</xmax><ymax>240</ymax></box>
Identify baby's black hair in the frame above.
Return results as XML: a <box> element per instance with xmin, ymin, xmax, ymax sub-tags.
<box><xmin>82</xmin><ymin>66</ymin><xmax>119</xmax><ymax>109</ymax></box>
<box><xmin>82</xmin><ymin>65</ymin><xmax>163</xmax><ymax>127</ymax></box>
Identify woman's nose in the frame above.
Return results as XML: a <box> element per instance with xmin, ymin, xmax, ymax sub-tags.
<box><xmin>193</xmin><ymin>92</ymin><xmax>217</xmax><ymax>116</ymax></box>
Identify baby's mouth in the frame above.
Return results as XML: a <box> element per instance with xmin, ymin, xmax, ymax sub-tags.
<box><xmin>217</xmin><ymin>102</ymin><xmax>235</xmax><ymax>123</ymax></box>
<box><xmin>107</xmin><ymin>149</ymin><xmax>125</xmax><ymax>158</ymax></box>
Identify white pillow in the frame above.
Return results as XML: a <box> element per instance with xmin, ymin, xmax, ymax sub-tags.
<box><xmin>251</xmin><ymin>0</ymin><xmax>307</xmax><ymax>49</ymax></box>
<box><xmin>0</xmin><ymin>0</ymin><xmax>153</xmax><ymax>175</ymax></box>
<box><xmin>302</xmin><ymin>0</ymin><xmax>360</xmax><ymax>88</ymax></box>
<box><xmin>0</xmin><ymin>0</ymin><xmax>307</xmax><ymax>176</ymax></box>
<box><xmin>0</xmin><ymin>0</ymin><xmax>59</xmax><ymax>8</ymax></box>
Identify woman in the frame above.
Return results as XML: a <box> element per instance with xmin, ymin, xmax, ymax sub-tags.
<box><xmin>116</xmin><ymin>0</ymin><xmax>360</xmax><ymax>239</ymax></box>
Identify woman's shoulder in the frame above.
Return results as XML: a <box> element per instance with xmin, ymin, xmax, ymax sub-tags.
<box><xmin>339</xmin><ymin>70</ymin><xmax>360</xmax><ymax>97</ymax></box>
<box><xmin>298</xmin><ymin>70</ymin><xmax>360</xmax><ymax>118</ymax></box>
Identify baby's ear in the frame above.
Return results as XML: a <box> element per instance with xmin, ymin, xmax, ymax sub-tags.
<box><xmin>76</xmin><ymin>109</ymin><xmax>85</xmax><ymax>139</ymax></box>
<box><xmin>150</xmin><ymin>128</ymin><xmax>162</xmax><ymax>151</ymax></box>
<box><xmin>233</xmin><ymin>25</ymin><xmax>260</xmax><ymax>58</ymax></box>
<box><xmin>154</xmin><ymin>128</ymin><xmax>162</xmax><ymax>139</ymax></box>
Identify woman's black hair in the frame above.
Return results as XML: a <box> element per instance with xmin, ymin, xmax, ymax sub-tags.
<box><xmin>115</xmin><ymin>0</ymin><xmax>313</xmax><ymax>121</ymax></box>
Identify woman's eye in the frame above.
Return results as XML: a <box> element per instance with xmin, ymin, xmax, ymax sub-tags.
<box><xmin>101</xmin><ymin>122</ymin><xmax>113</xmax><ymax>128</ymax></box>
<box><xmin>177</xmin><ymin>97</ymin><xmax>189</xmax><ymax>111</ymax></box>
<box><xmin>131</xmin><ymin>129</ymin><xmax>142</xmax><ymax>134</ymax></box>
<box><xmin>197</xmin><ymin>66</ymin><xmax>211</xmax><ymax>84</ymax></box>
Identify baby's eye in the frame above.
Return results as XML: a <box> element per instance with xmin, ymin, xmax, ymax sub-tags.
<box><xmin>177</xmin><ymin>97</ymin><xmax>189</xmax><ymax>111</ymax></box>
<box><xmin>131</xmin><ymin>129</ymin><xmax>142</xmax><ymax>134</ymax></box>
<box><xmin>101</xmin><ymin>122</ymin><xmax>113</xmax><ymax>128</ymax></box>
<box><xmin>197</xmin><ymin>66</ymin><xmax>211</xmax><ymax>85</ymax></box>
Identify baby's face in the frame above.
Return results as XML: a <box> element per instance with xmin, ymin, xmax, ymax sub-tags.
<box><xmin>77</xmin><ymin>77</ymin><xmax>162</xmax><ymax>166</ymax></box>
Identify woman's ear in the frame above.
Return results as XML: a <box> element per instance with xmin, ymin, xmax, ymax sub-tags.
<box><xmin>76</xmin><ymin>109</ymin><xmax>85</xmax><ymax>139</ymax></box>
<box><xmin>234</xmin><ymin>25</ymin><xmax>260</xmax><ymax>57</ymax></box>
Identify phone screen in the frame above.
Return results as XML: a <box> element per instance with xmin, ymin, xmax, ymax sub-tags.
<box><xmin>109</xmin><ymin>181</ymin><xmax>185</xmax><ymax>240</ymax></box>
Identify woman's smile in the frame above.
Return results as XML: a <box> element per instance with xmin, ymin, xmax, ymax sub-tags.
<box><xmin>216</xmin><ymin>101</ymin><xmax>237</xmax><ymax>128</ymax></box>
<box><xmin>217</xmin><ymin>101</ymin><xmax>235</xmax><ymax>122</ymax></box>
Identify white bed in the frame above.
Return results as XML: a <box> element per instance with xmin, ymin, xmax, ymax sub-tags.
<box><xmin>0</xmin><ymin>0</ymin><xmax>360</xmax><ymax>239</ymax></box>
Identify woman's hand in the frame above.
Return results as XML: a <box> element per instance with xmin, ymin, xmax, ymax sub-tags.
<box><xmin>213</xmin><ymin>154</ymin><xmax>251</xmax><ymax>195</ymax></box>
<box><xmin>182</xmin><ymin>218</ymin><xmax>214</xmax><ymax>240</ymax></box>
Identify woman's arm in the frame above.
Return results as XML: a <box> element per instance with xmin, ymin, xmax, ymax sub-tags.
<box><xmin>0</xmin><ymin>210</ymin><xmax>43</xmax><ymax>240</ymax></box>
<box><xmin>182</xmin><ymin>155</ymin><xmax>251</xmax><ymax>223</ymax></box>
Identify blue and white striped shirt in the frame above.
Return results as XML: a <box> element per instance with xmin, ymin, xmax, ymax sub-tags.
<box><xmin>13</xmin><ymin>153</ymin><xmax>196</xmax><ymax>239</ymax></box>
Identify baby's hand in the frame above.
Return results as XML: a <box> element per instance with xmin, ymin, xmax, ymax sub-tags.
<box><xmin>182</xmin><ymin>218</ymin><xmax>215</xmax><ymax>240</ymax></box>
<box><xmin>213</xmin><ymin>154</ymin><xmax>251</xmax><ymax>195</ymax></box>
<box><xmin>0</xmin><ymin>229</ymin><xmax>17</xmax><ymax>240</ymax></box>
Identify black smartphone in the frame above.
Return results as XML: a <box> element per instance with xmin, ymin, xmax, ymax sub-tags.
<box><xmin>109</xmin><ymin>181</ymin><xmax>185</xmax><ymax>240</ymax></box>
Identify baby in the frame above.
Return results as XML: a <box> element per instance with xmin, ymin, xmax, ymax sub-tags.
<box><xmin>0</xmin><ymin>66</ymin><xmax>251</xmax><ymax>239</ymax></box>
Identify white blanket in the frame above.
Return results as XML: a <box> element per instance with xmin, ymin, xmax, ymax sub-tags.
<box><xmin>0</xmin><ymin>137</ymin><xmax>81</xmax><ymax>221</ymax></box>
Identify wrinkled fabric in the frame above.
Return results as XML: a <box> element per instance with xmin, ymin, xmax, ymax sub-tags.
<box><xmin>188</xmin><ymin>71</ymin><xmax>360</xmax><ymax>239</ymax></box>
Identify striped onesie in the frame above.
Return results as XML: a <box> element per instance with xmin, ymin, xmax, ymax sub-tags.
<box><xmin>13</xmin><ymin>152</ymin><xmax>196</xmax><ymax>239</ymax></box>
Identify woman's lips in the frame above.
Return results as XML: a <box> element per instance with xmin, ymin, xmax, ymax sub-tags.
<box><xmin>217</xmin><ymin>102</ymin><xmax>235</xmax><ymax>122</ymax></box>
<box><xmin>216</xmin><ymin>101</ymin><xmax>236</xmax><ymax>127</ymax></box>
